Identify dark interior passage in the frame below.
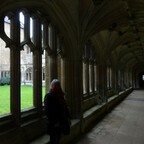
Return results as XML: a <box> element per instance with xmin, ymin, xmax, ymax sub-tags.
<box><xmin>139</xmin><ymin>73</ymin><xmax>144</xmax><ymax>88</ymax></box>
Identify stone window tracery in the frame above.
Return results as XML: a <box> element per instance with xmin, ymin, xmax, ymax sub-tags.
<box><xmin>0</xmin><ymin>7</ymin><xmax>65</xmax><ymax>121</ymax></box>
<box><xmin>83</xmin><ymin>42</ymin><xmax>97</xmax><ymax>97</ymax></box>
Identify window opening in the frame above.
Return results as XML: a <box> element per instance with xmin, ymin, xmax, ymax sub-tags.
<box><xmin>21</xmin><ymin>56</ymin><xmax>33</xmax><ymax>110</ymax></box>
<box><xmin>42</xmin><ymin>50</ymin><xmax>46</xmax><ymax>101</ymax></box>
<box><xmin>142</xmin><ymin>75</ymin><xmax>144</xmax><ymax>81</ymax></box>
<box><xmin>30</xmin><ymin>17</ymin><xmax>33</xmax><ymax>42</ymax></box>
<box><xmin>19</xmin><ymin>11</ymin><xmax>34</xmax><ymax>110</ymax></box>
<box><xmin>94</xmin><ymin>65</ymin><xmax>97</xmax><ymax>91</ymax></box>
<box><xmin>19</xmin><ymin>12</ymin><xmax>24</xmax><ymax>42</ymax></box>
<box><xmin>4</xmin><ymin>16</ymin><xmax>11</xmax><ymax>38</ymax></box>
<box><xmin>89</xmin><ymin>64</ymin><xmax>92</xmax><ymax>92</ymax></box>
<box><xmin>0</xmin><ymin>38</ymin><xmax>10</xmax><ymax>115</ymax></box>
<box><xmin>83</xmin><ymin>62</ymin><xmax>86</xmax><ymax>94</ymax></box>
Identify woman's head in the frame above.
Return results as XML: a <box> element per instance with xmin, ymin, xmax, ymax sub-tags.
<box><xmin>50</xmin><ymin>79</ymin><xmax>61</xmax><ymax>90</ymax></box>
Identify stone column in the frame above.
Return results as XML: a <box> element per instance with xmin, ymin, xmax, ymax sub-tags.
<box><xmin>42</xmin><ymin>20</ymin><xmax>50</xmax><ymax>92</ymax></box>
<box><xmin>114</xmin><ymin>67</ymin><xmax>119</xmax><ymax>94</ymax></box>
<box><xmin>94</xmin><ymin>63</ymin><xmax>97</xmax><ymax>91</ymax></box>
<box><xmin>32</xmin><ymin>15</ymin><xmax>42</xmax><ymax>116</ymax></box>
<box><xmin>10</xmin><ymin>12</ymin><xmax>21</xmax><ymax>126</ymax></box>
<box><xmin>121</xmin><ymin>71</ymin><xmax>124</xmax><ymax>90</ymax></box>
<box><xmin>49</xmin><ymin>53</ymin><xmax>58</xmax><ymax>81</ymax></box>
<box><xmin>85</xmin><ymin>59</ymin><xmax>89</xmax><ymax>95</ymax></box>
<box><xmin>89</xmin><ymin>61</ymin><xmax>95</xmax><ymax>93</ymax></box>
<box><xmin>23</xmin><ymin>10</ymin><xmax>30</xmax><ymax>40</ymax></box>
<box><xmin>61</xmin><ymin>57</ymin><xmax>65</xmax><ymax>91</ymax></box>
<box><xmin>112</xmin><ymin>68</ymin><xmax>116</xmax><ymax>93</ymax></box>
<box><xmin>129</xmin><ymin>71</ymin><xmax>132</xmax><ymax>87</ymax></box>
<box><xmin>33</xmin><ymin>50</ymin><xmax>42</xmax><ymax>115</ymax></box>
<box><xmin>64</xmin><ymin>57</ymin><xmax>83</xmax><ymax>119</ymax></box>
<box><xmin>49</xmin><ymin>24</ymin><xmax>58</xmax><ymax>82</ymax></box>
<box><xmin>98</xmin><ymin>64</ymin><xmax>107</xmax><ymax>102</ymax></box>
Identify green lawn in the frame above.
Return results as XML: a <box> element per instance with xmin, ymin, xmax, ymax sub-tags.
<box><xmin>0</xmin><ymin>85</ymin><xmax>46</xmax><ymax>115</ymax></box>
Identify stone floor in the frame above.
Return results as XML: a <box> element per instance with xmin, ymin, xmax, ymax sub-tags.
<box><xmin>31</xmin><ymin>90</ymin><xmax>144</xmax><ymax>144</ymax></box>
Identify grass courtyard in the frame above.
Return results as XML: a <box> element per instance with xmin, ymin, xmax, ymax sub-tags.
<box><xmin>0</xmin><ymin>85</ymin><xmax>46</xmax><ymax>115</ymax></box>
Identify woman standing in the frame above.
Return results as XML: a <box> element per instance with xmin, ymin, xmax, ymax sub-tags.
<box><xmin>44</xmin><ymin>79</ymin><xmax>71</xmax><ymax>144</ymax></box>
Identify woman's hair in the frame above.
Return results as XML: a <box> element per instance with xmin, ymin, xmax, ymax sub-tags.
<box><xmin>50</xmin><ymin>79</ymin><xmax>64</xmax><ymax>93</ymax></box>
<box><xmin>51</xmin><ymin>79</ymin><xmax>60</xmax><ymax>87</ymax></box>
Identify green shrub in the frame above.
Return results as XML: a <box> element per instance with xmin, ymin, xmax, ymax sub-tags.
<box><xmin>0</xmin><ymin>77</ymin><xmax>10</xmax><ymax>85</ymax></box>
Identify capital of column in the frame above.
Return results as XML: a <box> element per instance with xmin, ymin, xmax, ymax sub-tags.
<box><xmin>83</xmin><ymin>57</ymin><xmax>89</xmax><ymax>64</ymax></box>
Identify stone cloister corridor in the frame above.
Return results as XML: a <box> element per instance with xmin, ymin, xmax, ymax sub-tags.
<box><xmin>0</xmin><ymin>0</ymin><xmax>144</xmax><ymax>144</ymax></box>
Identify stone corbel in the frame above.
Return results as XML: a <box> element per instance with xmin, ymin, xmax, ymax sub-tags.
<box><xmin>43</xmin><ymin>44</ymin><xmax>53</xmax><ymax>55</ymax></box>
<box><xmin>57</xmin><ymin>48</ymin><xmax>64</xmax><ymax>58</ymax></box>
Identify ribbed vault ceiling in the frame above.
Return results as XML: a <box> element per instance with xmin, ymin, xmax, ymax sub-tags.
<box><xmin>90</xmin><ymin>0</ymin><xmax>144</xmax><ymax>71</ymax></box>
<box><xmin>0</xmin><ymin>0</ymin><xmax>144</xmax><ymax>72</ymax></box>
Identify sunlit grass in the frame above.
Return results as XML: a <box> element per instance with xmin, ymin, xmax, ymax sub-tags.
<box><xmin>0</xmin><ymin>85</ymin><xmax>46</xmax><ymax>115</ymax></box>
<box><xmin>0</xmin><ymin>85</ymin><xmax>10</xmax><ymax>115</ymax></box>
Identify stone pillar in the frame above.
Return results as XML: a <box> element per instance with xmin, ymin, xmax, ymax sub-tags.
<box><xmin>61</xmin><ymin>57</ymin><xmax>65</xmax><ymax>91</ymax></box>
<box><xmin>97</xmin><ymin>64</ymin><xmax>107</xmax><ymax>102</ymax></box>
<box><xmin>90</xmin><ymin>61</ymin><xmax>95</xmax><ymax>93</ymax></box>
<box><xmin>121</xmin><ymin>71</ymin><xmax>124</xmax><ymax>90</ymax></box>
<box><xmin>129</xmin><ymin>71</ymin><xmax>132</xmax><ymax>87</ymax></box>
<box><xmin>113</xmin><ymin>68</ymin><xmax>119</xmax><ymax>94</ymax></box>
<box><xmin>42</xmin><ymin>20</ymin><xmax>50</xmax><ymax>92</ymax></box>
<box><xmin>10</xmin><ymin>12</ymin><xmax>21</xmax><ymax>126</ymax></box>
<box><xmin>94</xmin><ymin>64</ymin><xmax>97</xmax><ymax>91</ymax></box>
<box><xmin>64</xmin><ymin>57</ymin><xmax>83</xmax><ymax>119</ymax></box>
<box><xmin>85</xmin><ymin>60</ymin><xmax>89</xmax><ymax>95</ymax></box>
<box><xmin>57</xmin><ymin>36</ymin><xmax>62</xmax><ymax>82</ymax></box>
<box><xmin>49</xmin><ymin>53</ymin><xmax>58</xmax><ymax>81</ymax></box>
<box><xmin>49</xmin><ymin>24</ymin><xmax>58</xmax><ymax>82</ymax></box>
<box><xmin>32</xmin><ymin>15</ymin><xmax>42</xmax><ymax>116</ymax></box>
<box><xmin>23</xmin><ymin>11</ymin><xmax>30</xmax><ymax>40</ymax></box>
<box><xmin>33</xmin><ymin>50</ymin><xmax>42</xmax><ymax>115</ymax></box>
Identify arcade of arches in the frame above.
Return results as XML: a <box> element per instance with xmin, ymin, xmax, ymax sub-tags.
<box><xmin>0</xmin><ymin>0</ymin><xmax>144</xmax><ymax>144</ymax></box>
